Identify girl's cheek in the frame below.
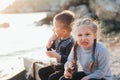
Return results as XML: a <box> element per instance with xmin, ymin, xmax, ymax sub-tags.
<box><xmin>77</xmin><ymin>40</ymin><xmax>81</xmax><ymax>46</ymax></box>
<box><xmin>77</xmin><ymin>37</ymin><xmax>81</xmax><ymax>41</ymax></box>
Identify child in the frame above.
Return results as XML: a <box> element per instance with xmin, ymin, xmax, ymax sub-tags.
<box><xmin>38</xmin><ymin>10</ymin><xmax>75</xmax><ymax>80</ymax></box>
<box><xmin>60</xmin><ymin>18</ymin><xmax>112</xmax><ymax>80</ymax></box>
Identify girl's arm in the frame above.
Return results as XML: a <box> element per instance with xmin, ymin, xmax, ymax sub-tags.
<box><xmin>88</xmin><ymin>47</ymin><xmax>111</xmax><ymax>79</ymax></box>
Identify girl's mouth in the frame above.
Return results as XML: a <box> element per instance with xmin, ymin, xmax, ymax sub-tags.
<box><xmin>81</xmin><ymin>42</ymin><xmax>88</xmax><ymax>46</ymax></box>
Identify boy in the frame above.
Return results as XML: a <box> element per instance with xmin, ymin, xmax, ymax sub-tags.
<box><xmin>38</xmin><ymin>10</ymin><xmax>75</xmax><ymax>80</ymax></box>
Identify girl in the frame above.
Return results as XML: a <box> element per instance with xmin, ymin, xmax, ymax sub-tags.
<box><xmin>60</xmin><ymin>18</ymin><xmax>112</xmax><ymax>80</ymax></box>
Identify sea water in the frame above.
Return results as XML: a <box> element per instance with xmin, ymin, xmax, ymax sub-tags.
<box><xmin>0</xmin><ymin>12</ymin><xmax>53</xmax><ymax>56</ymax></box>
<box><xmin>0</xmin><ymin>12</ymin><xmax>54</xmax><ymax>79</ymax></box>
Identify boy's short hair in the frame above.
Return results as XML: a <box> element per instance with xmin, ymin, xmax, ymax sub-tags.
<box><xmin>54</xmin><ymin>10</ymin><xmax>75</xmax><ymax>32</ymax></box>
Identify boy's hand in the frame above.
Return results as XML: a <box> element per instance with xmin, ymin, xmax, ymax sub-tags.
<box><xmin>46</xmin><ymin>51</ymin><xmax>61</xmax><ymax>61</ymax></box>
<box><xmin>46</xmin><ymin>34</ymin><xmax>57</xmax><ymax>48</ymax></box>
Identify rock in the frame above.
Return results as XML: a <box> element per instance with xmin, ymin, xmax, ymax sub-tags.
<box><xmin>34</xmin><ymin>12</ymin><xmax>58</xmax><ymax>26</ymax></box>
<box><xmin>100</xmin><ymin>20</ymin><xmax>120</xmax><ymax>34</ymax></box>
<box><xmin>69</xmin><ymin>5</ymin><xmax>89</xmax><ymax>18</ymax></box>
<box><xmin>0</xmin><ymin>0</ymin><xmax>120</xmax><ymax>36</ymax></box>
<box><xmin>0</xmin><ymin>22</ymin><xmax>10</xmax><ymax>28</ymax></box>
<box><xmin>112</xmin><ymin>75</ymin><xmax>120</xmax><ymax>80</ymax></box>
<box><xmin>89</xmin><ymin>0</ymin><xmax>120</xmax><ymax>21</ymax></box>
<box><xmin>1</xmin><ymin>0</ymin><xmax>59</xmax><ymax>13</ymax></box>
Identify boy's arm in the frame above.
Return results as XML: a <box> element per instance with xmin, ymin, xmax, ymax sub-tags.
<box><xmin>46</xmin><ymin>50</ymin><xmax>61</xmax><ymax>62</ymax></box>
<box><xmin>64</xmin><ymin>50</ymin><xmax>74</xmax><ymax>70</ymax></box>
<box><xmin>60</xmin><ymin>43</ymin><xmax>74</xmax><ymax>63</ymax></box>
<box><xmin>46</xmin><ymin>43</ymin><xmax>73</xmax><ymax>62</ymax></box>
<box><xmin>46</xmin><ymin>34</ymin><xmax>58</xmax><ymax>50</ymax></box>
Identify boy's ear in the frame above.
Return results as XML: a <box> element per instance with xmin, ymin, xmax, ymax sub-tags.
<box><xmin>63</xmin><ymin>29</ymin><xmax>67</xmax><ymax>33</ymax></box>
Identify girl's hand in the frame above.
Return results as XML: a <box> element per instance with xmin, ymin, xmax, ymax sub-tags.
<box><xmin>81</xmin><ymin>76</ymin><xmax>89</xmax><ymax>80</ymax></box>
<box><xmin>67</xmin><ymin>62</ymin><xmax>73</xmax><ymax>69</ymax></box>
<box><xmin>63</xmin><ymin>62</ymin><xmax>74</xmax><ymax>79</ymax></box>
<box><xmin>64</xmin><ymin>70</ymin><xmax>72</xmax><ymax>79</ymax></box>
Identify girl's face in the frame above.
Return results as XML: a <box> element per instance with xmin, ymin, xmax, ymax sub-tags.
<box><xmin>75</xmin><ymin>25</ymin><xmax>96</xmax><ymax>49</ymax></box>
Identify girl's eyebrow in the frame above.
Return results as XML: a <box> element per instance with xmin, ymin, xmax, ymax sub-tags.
<box><xmin>78</xmin><ymin>34</ymin><xmax>82</xmax><ymax>36</ymax></box>
<box><xmin>86</xmin><ymin>33</ymin><xmax>90</xmax><ymax>34</ymax></box>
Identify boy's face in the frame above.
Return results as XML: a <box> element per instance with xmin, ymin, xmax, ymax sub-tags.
<box><xmin>53</xmin><ymin>20</ymin><xmax>65</xmax><ymax>37</ymax></box>
<box><xmin>75</xmin><ymin>25</ymin><xmax>96</xmax><ymax>49</ymax></box>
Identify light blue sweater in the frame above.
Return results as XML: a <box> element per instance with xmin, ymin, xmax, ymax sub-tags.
<box><xmin>65</xmin><ymin>43</ymin><xmax>112</xmax><ymax>80</ymax></box>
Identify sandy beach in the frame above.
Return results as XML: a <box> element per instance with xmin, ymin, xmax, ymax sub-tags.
<box><xmin>0</xmin><ymin>41</ymin><xmax>120</xmax><ymax>80</ymax></box>
<box><xmin>0</xmin><ymin>47</ymin><xmax>48</xmax><ymax>80</ymax></box>
<box><xmin>0</xmin><ymin>13</ymin><xmax>120</xmax><ymax>80</ymax></box>
<box><xmin>108</xmin><ymin>42</ymin><xmax>120</xmax><ymax>77</ymax></box>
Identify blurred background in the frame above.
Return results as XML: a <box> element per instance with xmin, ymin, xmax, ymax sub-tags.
<box><xmin>0</xmin><ymin>0</ymin><xmax>120</xmax><ymax>80</ymax></box>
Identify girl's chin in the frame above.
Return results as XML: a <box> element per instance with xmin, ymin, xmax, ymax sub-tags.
<box><xmin>78</xmin><ymin>43</ymin><xmax>90</xmax><ymax>48</ymax></box>
<box><xmin>81</xmin><ymin>45</ymin><xmax>90</xmax><ymax>49</ymax></box>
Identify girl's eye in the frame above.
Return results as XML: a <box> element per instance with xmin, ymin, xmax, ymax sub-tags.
<box><xmin>78</xmin><ymin>34</ymin><xmax>82</xmax><ymax>37</ymax></box>
<box><xmin>86</xmin><ymin>33</ymin><xmax>90</xmax><ymax>36</ymax></box>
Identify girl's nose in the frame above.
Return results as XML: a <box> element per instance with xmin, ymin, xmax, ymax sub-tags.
<box><xmin>81</xmin><ymin>36</ymin><xmax>86</xmax><ymax>40</ymax></box>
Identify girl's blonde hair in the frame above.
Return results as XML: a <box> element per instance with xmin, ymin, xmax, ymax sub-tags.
<box><xmin>72</xmin><ymin>17</ymin><xmax>99</xmax><ymax>72</ymax></box>
<box><xmin>72</xmin><ymin>17</ymin><xmax>98</xmax><ymax>35</ymax></box>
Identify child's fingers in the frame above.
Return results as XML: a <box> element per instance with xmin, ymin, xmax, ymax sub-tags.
<box><xmin>64</xmin><ymin>70</ymin><xmax>72</xmax><ymax>79</ymax></box>
<box><xmin>67</xmin><ymin>62</ymin><xmax>73</xmax><ymax>68</ymax></box>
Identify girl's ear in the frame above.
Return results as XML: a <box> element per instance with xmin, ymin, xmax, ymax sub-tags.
<box><xmin>94</xmin><ymin>33</ymin><xmax>97</xmax><ymax>39</ymax></box>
